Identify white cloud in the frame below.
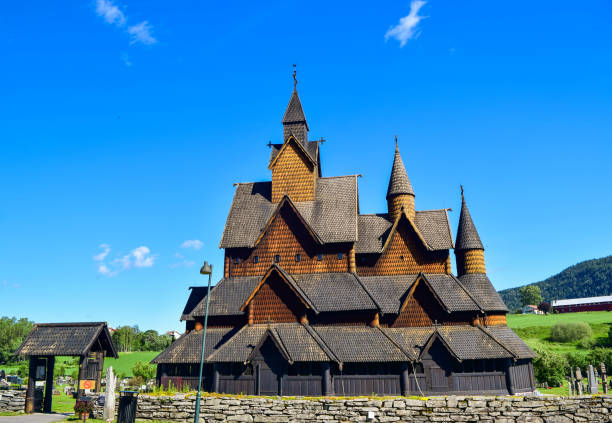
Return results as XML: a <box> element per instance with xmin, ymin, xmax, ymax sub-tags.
<box><xmin>385</xmin><ymin>0</ymin><xmax>427</xmax><ymax>47</ymax></box>
<box><xmin>94</xmin><ymin>1</ymin><xmax>157</xmax><ymax>47</ymax></box>
<box><xmin>95</xmin><ymin>244</ymin><xmax>156</xmax><ymax>277</ymax></box>
<box><xmin>128</xmin><ymin>21</ymin><xmax>157</xmax><ymax>45</ymax></box>
<box><xmin>170</xmin><ymin>259</ymin><xmax>196</xmax><ymax>269</ymax></box>
<box><xmin>181</xmin><ymin>240</ymin><xmax>203</xmax><ymax>250</ymax></box>
<box><xmin>121</xmin><ymin>52</ymin><xmax>132</xmax><ymax>67</ymax></box>
<box><xmin>96</xmin><ymin>0</ymin><xmax>126</xmax><ymax>26</ymax></box>
<box><xmin>93</xmin><ymin>244</ymin><xmax>111</xmax><ymax>261</ymax></box>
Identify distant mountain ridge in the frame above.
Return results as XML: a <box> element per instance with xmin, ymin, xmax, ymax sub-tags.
<box><xmin>498</xmin><ymin>255</ymin><xmax>612</xmax><ymax>311</ymax></box>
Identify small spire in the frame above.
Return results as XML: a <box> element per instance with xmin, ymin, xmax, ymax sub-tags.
<box><xmin>293</xmin><ymin>64</ymin><xmax>297</xmax><ymax>89</ymax></box>
<box><xmin>386</xmin><ymin>137</ymin><xmax>414</xmax><ymax>199</ymax></box>
<box><xmin>455</xmin><ymin>187</ymin><xmax>484</xmax><ymax>250</ymax></box>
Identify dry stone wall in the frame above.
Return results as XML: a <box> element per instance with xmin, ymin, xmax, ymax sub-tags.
<box><xmin>0</xmin><ymin>389</ymin><xmax>25</xmax><ymax>413</ymax></box>
<box><xmin>92</xmin><ymin>393</ymin><xmax>612</xmax><ymax>423</ymax></box>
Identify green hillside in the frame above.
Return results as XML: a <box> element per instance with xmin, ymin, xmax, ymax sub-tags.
<box><xmin>499</xmin><ymin>255</ymin><xmax>612</xmax><ymax>311</ymax></box>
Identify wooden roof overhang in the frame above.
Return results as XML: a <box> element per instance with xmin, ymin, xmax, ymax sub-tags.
<box><xmin>398</xmin><ymin>273</ymin><xmax>452</xmax><ymax>315</ymax></box>
<box><xmin>15</xmin><ymin>322</ymin><xmax>118</xmax><ymax>358</ymax></box>
<box><xmin>240</xmin><ymin>264</ymin><xmax>319</xmax><ymax>314</ymax></box>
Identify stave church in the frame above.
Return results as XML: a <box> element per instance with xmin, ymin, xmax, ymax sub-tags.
<box><xmin>152</xmin><ymin>76</ymin><xmax>536</xmax><ymax>396</ymax></box>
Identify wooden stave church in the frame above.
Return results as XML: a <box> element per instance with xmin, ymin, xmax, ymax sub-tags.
<box><xmin>152</xmin><ymin>81</ymin><xmax>536</xmax><ymax>396</ymax></box>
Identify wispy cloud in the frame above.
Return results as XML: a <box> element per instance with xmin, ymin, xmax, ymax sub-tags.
<box><xmin>121</xmin><ymin>52</ymin><xmax>132</xmax><ymax>67</ymax></box>
<box><xmin>385</xmin><ymin>0</ymin><xmax>427</xmax><ymax>47</ymax></box>
<box><xmin>170</xmin><ymin>253</ymin><xmax>196</xmax><ymax>269</ymax></box>
<box><xmin>96</xmin><ymin>0</ymin><xmax>126</xmax><ymax>26</ymax></box>
<box><xmin>1</xmin><ymin>279</ymin><xmax>21</xmax><ymax>288</ymax></box>
<box><xmin>93</xmin><ymin>244</ymin><xmax>111</xmax><ymax>261</ymax></box>
<box><xmin>94</xmin><ymin>0</ymin><xmax>157</xmax><ymax>47</ymax></box>
<box><xmin>95</xmin><ymin>244</ymin><xmax>157</xmax><ymax>277</ymax></box>
<box><xmin>181</xmin><ymin>240</ymin><xmax>203</xmax><ymax>250</ymax></box>
<box><xmin>128</xmin><ymin>21</ymin><xmax>156</xmax><ymax>45</ymax></box>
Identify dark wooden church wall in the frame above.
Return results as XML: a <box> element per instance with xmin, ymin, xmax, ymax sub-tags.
<box><xmin>452</xmin><ymin>360</ymin><xmax>507</xmax><ymax>394</ymax></box>
<box><xmin>227</xmin><ymin>207</ymin><xmax>350</xmax><ymax>277</ymax></box>
<box><xmin>356</xmin><ymin>223</ymin><xmax>448</xmax><ymax>276</ymax></box>
<box><xmin>331</xmin><ymin>363</ymin><xmax>402</xmax><ymax>396</ymax></box>
<box><xmin>509</xmin><ymin>359</ymin><xmax>536</xmax><ymax>393</ymax></box>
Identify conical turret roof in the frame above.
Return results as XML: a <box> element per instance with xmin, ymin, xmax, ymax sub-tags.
<box><xmin>386</xmin><ymin>142</ymin><xmax>414</xmax><ymax>199</ymax></box>
<box><xmin>282</xmin><ymin>89</ymin><xmax>308</xmax><ymax>128</ymax></box>
<box><xmin>455</xmin><ymin>187</ymin><xmax>484</xmax><ymax>250</ymax></box>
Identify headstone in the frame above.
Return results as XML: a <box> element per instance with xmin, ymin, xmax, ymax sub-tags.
<box><xmin>575</xmin><ymin>368</ymin><xmax>584</xmax><ymax>395</ymax></box>
<box><xmin>103</xmin><ymin>366</ymin><xmax>117</xmax><ymax>422</ymax></box>
<box><xmin>587</xmin><ymin>365</ymin><xmax>598</xmax><ymax>394</ymax></box>
<box><xmin>601</xmin><ymin>362</ymin><xmax>608</xmax><ymax>394</ymax></box>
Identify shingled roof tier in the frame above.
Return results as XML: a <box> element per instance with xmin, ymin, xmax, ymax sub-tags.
<box><xmin>206</xmin><ymin>323</ymin><xmax>334</xmax><ymax>364</ymax></box>
<box><xmin>485</xmin><ymin>326</ymin><xmax>536</xmax><ymax>359</ymax></box>
<box><xmin>151</xmin><ymin>327</ymin><xmax>237</xmax><ymax>364</ymax></box>
<box><xmin>455</xmin><ymin>191</ymin><xmax>484</xmax><ymax>250</ymax></box>
<box><xmin>419</xmin><ymin>274</ymin><xmax>481</xmax><ymax>313</ymax></box>
<box><xmin>386</xmin><ymin>144</ymin><xmax>414</xmax><ymax>199</ymax></box>
<box><xmin>434</xmin><ymin>326</ymin><xmax>514</xmax><ymax>361</ymax></box>
<box><xmin>219</xmin><ymin>176</ymin><xmax>358</xmax><ymax>248</ymax></box>
<box><xmin>184</xmin><ymin>276</ymin><xmax>261</xmax><ymax>319</ymax></box>
<box><xmin>15</xmin><ymin>322</ymin><xmax>118</xmax><ymax>358</ymax></box>
<box><xmin>356</xmin><ymin>210</ymin><xmax>453</xmax><ymax>254</ymax></box>
<box><xmin>458</xmin><ymin>274</ymin><xmax>509</xmax><ymax>312</ymax></box>
<box><xmin>357</xmin><ymin>274</ymin><xmax>417</xmax><ymax>314</ymax></box>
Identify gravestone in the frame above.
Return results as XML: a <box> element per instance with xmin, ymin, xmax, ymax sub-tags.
<box><xmin>587</xmin><ymin>365</ymin><xmax>598</xmax><ymax>394</ymax></box>
<box><xmin>103</xmin><ymin>366</ymin><xmax>117</xmax><ymax>422</ymax></box>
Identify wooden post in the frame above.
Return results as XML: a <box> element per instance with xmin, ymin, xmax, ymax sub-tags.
<box><xmin>95</xmin><ymin>352</ymin><xmax>104</xmax><ymax>393</ymax></box>
<box><xmin>43</xmin><ymin>357</ymin><xmax>55</xmax><ymax>413</ymax></box>
<box><xmin>322</xmin><ymin>363</ymin><xmax>332</xmax><ymax>396</ymax></box>
<box><xmin>601</xmin><ymin>362</ymin><xmax>608</xmax><ymax>395</ymax></box>
<box><xmin>505</xmin><ymin>359</ymin><xmax>515</xmax><ymax>395</ymax></box>
<box><xmin>400</xmin><ymin>363</ymin><xmax>410</xmax><ymax>396</ymax></box>
<box><xmin>25</xmin><ymin>356</ymin><xmax>38</xmax><ymax>413</ymax></box>
<box><xmin>77</xmin><ymin>356</ymin><xmax>86</xmax><ymax>398</ymax></box>
<box><xmin>213</xmin><ymin>364</ymin><xmax>220</xmax><ymax>393</ymax></box>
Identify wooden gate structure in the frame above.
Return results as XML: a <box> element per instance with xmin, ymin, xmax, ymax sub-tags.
<box><xmin>15</xmin><ymin>322</ymin><xmax>118</xmax><ymax>413</ymax></box>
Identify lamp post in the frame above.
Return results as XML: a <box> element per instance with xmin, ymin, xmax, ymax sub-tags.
<box><xmin>194</xmin><ymin>261</ymin><xmax>213</xmax><ymax>423</ymax></box>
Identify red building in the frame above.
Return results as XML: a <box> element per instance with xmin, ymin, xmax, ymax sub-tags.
<box><xmin>552</xmin><ymin>296</ymin><xmax>612</xmax><ymax>313</ymax></box>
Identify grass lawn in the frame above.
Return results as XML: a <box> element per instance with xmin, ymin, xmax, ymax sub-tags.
<box><xmin>506</xmin><ymin>311</ymin><xmax>612</xmax><ymax>356</ymax></box>
<box><xmin>51</xmin><ymin>388</ymin><xmax>77</xmax><ymax>413</ymax></box>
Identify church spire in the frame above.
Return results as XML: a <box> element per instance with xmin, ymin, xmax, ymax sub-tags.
<box><xmin>282</xmin><ymin>67</ymin><xmax>309</xmax><ymax>144</ymax></box>
<box><xmin>455</xmin><ymin>186</ymin><xmax>486</xmax><ymax>276</ymax></box>
<box><xmin>386</xmin><ymin>137</ymin><xmax>415</xmax><ymax>221</ymax></box>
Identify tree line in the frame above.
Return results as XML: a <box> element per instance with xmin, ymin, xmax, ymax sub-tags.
<box><xmin>499</xmin><ymin>255</ymin><xmax>612</xmax><ymax>311</ymax></box>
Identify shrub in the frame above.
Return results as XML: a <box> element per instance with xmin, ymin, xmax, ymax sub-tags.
<box><xmin>132</xmin><ymin>361</ymin><xmax>156</xmax><ymax>381</ymax></box>
<box><xmin>550</xmin><ymin>322</ymin><xmax>592</xmax><ymax>343</ymax></box>
<box><xmin>532</xmin><ymin>349</ymin><xmax>568</xmax><ymax>387</ymax></box>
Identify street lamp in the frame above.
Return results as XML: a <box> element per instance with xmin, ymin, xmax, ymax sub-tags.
<box><xmin>194</xmin><ymin>261</ymin><xmax>213</xmax><ymax>423</ymax></box>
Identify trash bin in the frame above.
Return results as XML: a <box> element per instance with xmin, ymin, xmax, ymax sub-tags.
<box><xmin>117</xmin><ymin>391</ymin><xmax>139</xmax><ymax>423</ymax></box>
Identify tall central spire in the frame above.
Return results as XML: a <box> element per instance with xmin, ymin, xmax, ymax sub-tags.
<box><xmin>282</xmin><ymin>69</ymin><xmax>309</xmax><ymax>144</ymax></box>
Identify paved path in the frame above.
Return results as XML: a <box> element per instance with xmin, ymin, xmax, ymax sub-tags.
<box><xmin>0</xmin><ymin>414</ymin><xmax>68</xmax><ymax>423</ymax></box>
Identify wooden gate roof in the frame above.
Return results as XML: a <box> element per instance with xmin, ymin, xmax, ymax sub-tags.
<box><xmin>15</xmin><ymin>322</ymin><xmax>118</xmax><ymax>358</ymax></box>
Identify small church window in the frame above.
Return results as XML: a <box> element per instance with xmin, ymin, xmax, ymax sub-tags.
<box><xmin>337</xmin><ymin>253</ymin><xmax>343</xmax><ymax>260</ymax></box>
<box><xmin>275</xmin><ymin>255</ymin><xmax>280</xmax><ymax>263</ymax></box>
<box><xmin>317</xmin><ymin>253</ymin><xmax>323</xmax><ymax>261</ymax></box>
<box><xmin>295</xmin><ymin>254</ymin><xmax>301</xmax><ymax>262</ymax></box>
<box><xmin>254</xmin><ymin>256</ymin><xmax>259</xmax><ymax>263</ymax></box>
<box><xmin>234</xmin><ymin>257</ymin><xmax>240</xmax><ymax>264</ymax></box>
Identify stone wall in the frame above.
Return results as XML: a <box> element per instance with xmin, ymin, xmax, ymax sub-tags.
<box><xmin>0</xmin><ymin>389</ymin><xmax>25</xmax><ymax>413</ymax></box>
<box><xmin>92</xmin><ymin>393</ymin><xmax>612</xmax><ymax>423</ymax></box>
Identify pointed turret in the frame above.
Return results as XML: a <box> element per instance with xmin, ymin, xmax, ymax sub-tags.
<box><xmin>386</xmin><ymin>138</ymin><xmax>415</xmax><ymax>221</ymax></box>
<box><xmin>282</xmin><ymin>72</ymin><xmax>309</xmax><ymax>144</ymax></box>
<box><xmin>455</xmin><ymin>186</ymin><xmax>486</xmax><ymax>276</ymax></box>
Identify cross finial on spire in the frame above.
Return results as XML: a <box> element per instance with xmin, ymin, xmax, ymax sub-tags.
<box><xmin>460</xmin><ymin>185</ymin><xmax>465</xmax><ymax>202</ymax></box>
<box><xmin>395</xmin><ymin>134</ymin><xmax>398</xmax><ymax>150</ymax></box>
<box><xmin>292</xmin><ymin>64</ymin><xmax>297</xmax><ymax>89</ymax></box>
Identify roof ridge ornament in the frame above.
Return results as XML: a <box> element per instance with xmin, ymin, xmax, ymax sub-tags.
<box><xmin>293</xmin><ymin>64</ymin><xmax>297</xmax><ymax>89</ymax></box>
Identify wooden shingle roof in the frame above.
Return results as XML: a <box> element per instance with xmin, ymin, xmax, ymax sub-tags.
<box><xmin>484</xmin><ymin>325</ymin><xmax>536</xmax><ymax>359</ymax></box>
<box><xmin>151</xmin><ymin>327</ymin><xmax>237</xmax><ymax>364</ymax></box>
<box><xmin>433</xmin><ymin>326</ymin><xmax>514</xmax><ymax>360</ymax></box>
<box><xmin>386</xmin><ymin>143</ymin><xmax>414</xmax><ymax>199</ymax></box>
<box><xmin>219</xmin><ymin>176</ymin><xmax>358</xmax><ymax>249</ymax></box>
<box><xmin>455</xmin><ymin>190</ymin><xmax>484</xmax><ymax>251</ymax></box>
<box><xmin>282</xmin><ymin>89</ymin><xmax>308</xmax><ymax>127</ymax></box>
<box><xmin>15</xmin><ymin>322</ymin><xmax>118</xmax><ymax>358</ymax></box>
<box><xmin>458</xmin><ymin>274</ymin><xmax>509</xmax><ymax>312</ymax></box>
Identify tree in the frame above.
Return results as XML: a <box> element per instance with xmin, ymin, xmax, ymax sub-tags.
<box><xmin>519</xmin><ymin>285</ymin><xmax>542</xmax><ymax>307</ymax></box>
<box><xmin>132</xmin><ymin>361</ymin><xmax>156</xmax><ymax>381</ymax></box>
<box><xmin>0</xmin><ymin>317</ymin><xmax>34</xmax><ymax>364</ymax></box>
<box><xmin>537</xmin><ymin>301</ymin><xmax>552</xmax><ymax>315</ymax></box>
<box><xmin>112</xmin><ymin>326</ymin><xmax>140</xmax><ymax>352</ymax></box>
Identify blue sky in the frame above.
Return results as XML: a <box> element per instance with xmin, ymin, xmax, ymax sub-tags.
<box><xmin>1</xmin><ymin>0</ymin><xmax>611</xmax><ymax>333</ymax></box>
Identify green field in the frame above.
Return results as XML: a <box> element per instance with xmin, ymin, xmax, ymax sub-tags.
<box><xmin>507</xmin><ymin>311</ymin><xmax>612</xmax><ymax>355</ymax></box>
